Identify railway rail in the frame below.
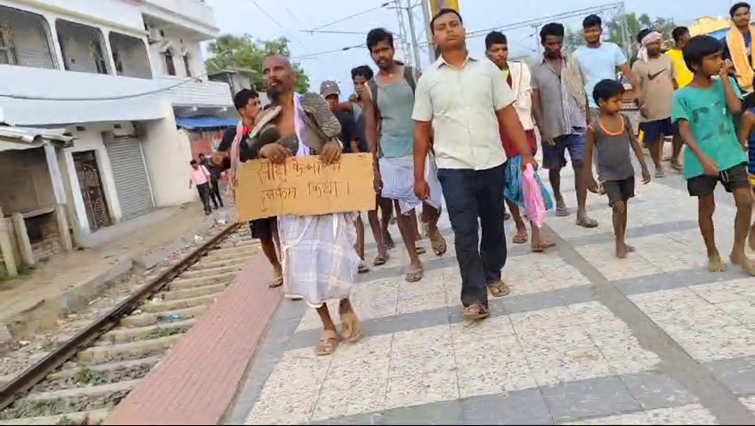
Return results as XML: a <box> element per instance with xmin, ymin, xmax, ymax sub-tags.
<box><xmin>0</xmin><ymin>221</ymin><xmax>257</xmax><ymax>425</ymax></box>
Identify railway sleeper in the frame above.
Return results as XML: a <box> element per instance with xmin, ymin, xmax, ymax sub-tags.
<box><xmin>77</xmin><ymin>335</ymin><xmax>182</xmax><ymax>364</ymax></box>
<box><xmin>203</xmin><ymin>245</ymin><xmax>257</xmax><ymax>260</ymax></box>
<box><xmin>0</xmin><ymin>408</ymin><xmax>111</xmax><ymax>425</ymax></box>
<box><xmin>179</xmin><ymin>264</ymin><xmax>244</xmax><ymax>279</ymax></box>
<box><xmin>103</xmin><ymin>318</ymin><xmax>196</xmax><ymax>344</ymax></box>
<box><xmin>139</xmin><ymin>293</ymin><xmax>217</xmax><ymax>313</ymax></box>
<box><xmin>1</xmin><ymin>380</ymin><xmax>138</xmax><ymax>420</ymax></box>
<box><xmin>187</xmin><ymin>256</ymin><xmax>249</xmax><ymax>271</ymax></box>
<box><xmin>119</xmin><ymin>305</ymin><xmax>208</xmax><ymax>328</ymax></box>
<box><xmin>168</xmin><ymin>272</ymin><xmax>239</xmax><ymax>290</ymax></box>
<box><xmin>160</xmin><ymin>283</ymin><xmax>228</xmax><ymax>301</ymax></box>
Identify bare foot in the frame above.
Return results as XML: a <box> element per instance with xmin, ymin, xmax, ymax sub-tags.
<box><xmin>616</xmin><ymin>243</ymin><xmax>628</xmax><ymax>259</ymax></box>
<box><xmin>707</xmin><ymin>255</ymin><xmax>728</xmax><ymax>272</ymax></box>
<box><xmin>624</xmin><ymin>244</ymin><xmax>635</xmax><ymax>253</ymax></box>
<box><xmin>383</xmin><ymin>230</ymin><xmax>395</xmax><ymax>250</ymax></box>
<box><xmin>730</xmin><ymin>253</ymin><xmax>755</xmax><ymax>276</ymax></box>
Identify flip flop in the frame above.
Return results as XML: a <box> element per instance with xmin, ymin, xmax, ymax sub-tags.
<box><xmin>512</xmin><ymin>232</ymin><xmax>528</xmax><ymax>244</ymax></box>
<box><xmin>358</xmin><ymin>262</ymin><xmax>370</xmax><ymax>274</ymax></box>
<box><xmin>415</xmin><ymin>246</ymin><xmax>427</xmax><ymax>255</ymax></box>
<box><xmin>463</xmin><ymin>303</ymin><xmax>490</xmax><ymax>320</ymax></box>
<box><xmin>269</xmin><ymin>272</ymin><xmax>283</xmax><ymax>288</ymax></box>
<box><xmin>428</xmin><ymin>230</ymin><xmax>447</xmax><ymax>256</ymax></box>
<box><xmin>576</xmin><ymin>216</ymin><xmax>598</xmax><ymax>228</ymax></box>
<box><xmin>405</xmin><ymin>266</ymin><xmax>424</xmax><ymax>283</ymax></box>
<box><xmin>488</xmin><ymin>281</ymin><xmax>511</xmax><ymax>298</ymax></box>
<box><xmin>314</xmin><ymin>329</ymin><xmax>339</xmax><ymax>356</ymax></box>
<box><xmin>373</xmin><ymin>252</ymin><xmax>389</xmax><ymax>266</ymax></box>
<box><xmin>531</xmin><ymin>240</ymin><xmax>556</xmax><ymax>253</ymax></box>
<box><xmin>556</xmin><ymin>204</ymin><xmax>570</xmax><ymax>217</ymax></box>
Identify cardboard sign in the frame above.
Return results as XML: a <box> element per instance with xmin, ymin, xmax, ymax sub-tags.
<box><xmin>234</xmin><ymin>153</ymin><xmax>375</xmax><ymax>221</ymax></box>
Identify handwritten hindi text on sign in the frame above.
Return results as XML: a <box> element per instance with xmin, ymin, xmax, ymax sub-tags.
<box><xmin>234</xmin><ymin>153</ymin><xmax>375</xmax><ymax>221</ymax></box>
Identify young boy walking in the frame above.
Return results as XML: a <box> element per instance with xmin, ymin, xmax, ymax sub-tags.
<box><xmin>673</xmin><ymin>35</ymin><xmax>755</xmax><ymax>275</ymax></box>
<box><xmin>584</xmin><ymin>79</ymin><xmax>651</xmax><ymax>258</ymax></box>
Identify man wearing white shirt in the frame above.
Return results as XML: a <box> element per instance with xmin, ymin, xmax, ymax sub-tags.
<box><xmin>413</xmin><ymin>9</ymin><xmax>536</xmax><ymax>320</ymax></box>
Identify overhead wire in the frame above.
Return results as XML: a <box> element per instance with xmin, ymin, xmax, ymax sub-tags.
<box><xmin>308</xmin><ymin>2</ymin><xmax>392</xmax><ymax>31</ymax></box>
<box><xmin>1</xmin><ymin>74</ymin><xmax>210</xmax><ymax>102</ymax></box>
<box><xmin>244</xmin><ymin>0</ymin><xmax>312</xmax><ymax>54</ymax></box>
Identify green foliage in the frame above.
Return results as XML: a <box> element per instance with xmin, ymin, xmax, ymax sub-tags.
<box><xmin>563</xmin><ymin>12</ymin><xmax>677</xmax><ymax>60</ymax></box>
<box><xmin>205</xmin><ymin>35</ymin><xmax>310</xmax><ymax>93</ymax></box>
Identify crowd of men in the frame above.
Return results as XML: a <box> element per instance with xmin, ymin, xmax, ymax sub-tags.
<box><xmin>196</xmin><ymin>5</ymin><xmax>755</xmax><ymax>356</ymax></box>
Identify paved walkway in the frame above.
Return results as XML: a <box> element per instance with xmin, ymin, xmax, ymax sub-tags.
<box><xmin>229</xmin><ymin>166</ymin><xmax>755</xmax><ymax>425</ymax></box>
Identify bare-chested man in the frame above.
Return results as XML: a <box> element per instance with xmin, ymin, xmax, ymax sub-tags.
<box><xmin>252</xmin><ymin>55</ymin><xmax>362</xmax><ymax>356</ymax></box>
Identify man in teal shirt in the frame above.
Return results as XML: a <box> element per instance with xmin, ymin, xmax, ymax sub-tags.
<box><xmin>672</xmin><ymin>35</ymin><xmax>754</xmax><ymax>276</ymax></box>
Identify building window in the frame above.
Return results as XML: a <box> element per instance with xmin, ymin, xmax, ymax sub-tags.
<box><xmin>0</xmin><ymin>28</ymin><xmax>16</xmax><ymax>64</ymax></box>
<box><xmin>92</xmin><ymin>41</ymin><xmax>107</xmax><ymax>74</ymax></box>
<box><xmin>163</xmin><ymin>51</ymin><xmax>175</xmax><ymax>76</ymax></box>
<box><xmin>112</xmin><ymin>49</ymin><xmax>124</xmax><ymax>74</ymax></box>
<box><xmin>183</xmin><ymin>55</ymin><xmax>191</xmax><ymax>77</ymax></box>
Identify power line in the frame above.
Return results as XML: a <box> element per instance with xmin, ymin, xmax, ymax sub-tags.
<box><xmin>293</xmin><ymin>43</ymin><xmax>366</xmax><ymax>60</ymax></box>
<box><xmin>1</xmin><ymin>74</ymin><xmax>209</xmax><ymax>102</ymax></box>
<box><xmin>308</xmin><ymin>2</ymin><xmax>392</xmax><ymax>31</ymax></box>
<box><xmin>244</xmin><ymin>0</ymin><xmax>312</xmax><ymax>54</ymax></box>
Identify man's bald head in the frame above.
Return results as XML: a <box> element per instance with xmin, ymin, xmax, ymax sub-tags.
<box><xmin>263</xmin><ymin>55</ymin><xmax>295</xmax><ymax>99</ymax></box>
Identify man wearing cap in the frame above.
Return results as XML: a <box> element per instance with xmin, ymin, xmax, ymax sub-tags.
<box><xmin>321</xmin><ymin>80</ymin><xmax>372</xmax><ymax>273</ymax></box>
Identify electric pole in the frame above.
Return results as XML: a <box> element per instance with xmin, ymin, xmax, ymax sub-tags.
<box><xmin>420</xmin><ymin>0</ymin><xmax>435</xmax><ymax>62</ymax></box>
<box><xmin>405</xmin><ymin>0</ymin><xmax>423</xmax><ymax>72</ymax></box>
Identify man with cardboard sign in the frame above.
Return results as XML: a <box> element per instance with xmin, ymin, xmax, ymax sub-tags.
<box><xmin>234</xmin><ymin>153</ymin><xmax>375</xmax><ymax>221</ymax></box>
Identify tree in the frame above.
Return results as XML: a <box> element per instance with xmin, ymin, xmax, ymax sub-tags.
<box><xmin>205</xmin><ymin>35</ymin><xmax>310</xmax><ymax>93</ymax></box>
<box><xmin>563</xmin><ymin>12</ymin><xmax>677</xmax><ymax>61</ymax></box>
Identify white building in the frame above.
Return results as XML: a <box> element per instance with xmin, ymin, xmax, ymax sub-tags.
<box><xmin>0</xmin><ymin>0</ymin><xmax>233</xmax><ymax>249</ymax></box>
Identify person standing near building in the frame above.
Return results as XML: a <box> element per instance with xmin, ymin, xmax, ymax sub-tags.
<box><xmin>215</xmin><ymin>89</ymin><xmax>284</xmax><ymax>290</ymax></box>
<box><xmin>574</xmin><ymin>14</ymin><xmax>642</xmax><ymax>120</ymax></box>
<box><xmin>189</xmin><ymin>159</ymin><xmax>212</xmax><ymax>215</ymax></box>
<box><xmin>667</xmin><ymin>26</ymin><xmax>692</xmax><ymax>171</ymax></box>
<box><xmin>632</xmin><ymin>30</ymin><xmax>678</xmax><ymax>178</ymax></box>
<box><xmin>531</xmin><ymin>23</ymin><xmax>598</xmax><ymax>228</ymax></box>
<box><xmin>198</xmin><ymin>153</ymin><xmax>223</xmax><ymax>209</ymax></box>
<box><xmin>413</xmin><ymin>9</ymin><xmax>536</xmax><ymax>319</ymax></box>
<box><xmin>485</xmin><ymin>30</ymin><xmax>555</xmax><ymax>251</ymax></box>
<box><xmin>364</xmin><ymin>27</ymin><xmax>447</xmax><ymax>283</ymax></box>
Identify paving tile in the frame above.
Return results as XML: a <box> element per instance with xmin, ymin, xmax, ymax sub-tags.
<box><xmin>385</xmin><ymin>369</ymin><xmax>459</xmax><ymax>410</ymax></box>
<box><xmin>383</xmin><ymin>399</ymin><xmax>463</xmax><ymax>425</ymax></box>
<box><xmin>453</xmin><ymin>336</ymin><xmax>536</xmax><ymax>398</ymax></box>
<box><xmin>540</xmin><ymin>376</ymin><xmax>639</xmax><ymax>423</ymax></box>
<box><xmin>564</xmin><ymin>404</ymin><xmax>718</xmax><ymax>425</ymax></box>
<box><xmin>620</xmin><ymin>371</ymin><xmax>698</xmax><ymax>409</ymax></box>
<box><xmin>245</xmin><ymin>390</ymin><xmax>320</xmax><ymax>425</ymax></box>
<box><xmin>461</xmin><ymin>389</ymin><xmax>554</xmax><ymax>425</ymax></box>
<box><xmin>324</xmin><ymin>356</ymin><xmax>390</xmax><ymax>392</ymax></box>
<box><xmin>705</xmin><ymin>356</ymin><xmax>755</xmax><ymax>395</ymax></box>
<box><xmin>312</xmin><ymin>377</ymin><xmax>388</xmax><ymax>422</ymax></box>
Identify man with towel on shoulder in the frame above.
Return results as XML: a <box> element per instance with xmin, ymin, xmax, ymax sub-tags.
<box><xmin>724</xmin><ymin>2</ymin><xmax>755</xmax><ymax>108</ymax></box>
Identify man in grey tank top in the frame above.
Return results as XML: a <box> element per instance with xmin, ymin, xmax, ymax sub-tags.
<box><xmin>364</xmin><ymin>28</ymin><xmax>447</xmax><ymax>283</ymax></box>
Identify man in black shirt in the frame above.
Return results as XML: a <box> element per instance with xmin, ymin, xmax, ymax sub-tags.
<box><xmin>321</xmin><ymin>80</ymin><xmax>371</xmax><ymax>273</ymax></box>
<box><xmin>215</xmin><ymin>89</ymin><xmax>284</xmax><ymax>288</ymax></box>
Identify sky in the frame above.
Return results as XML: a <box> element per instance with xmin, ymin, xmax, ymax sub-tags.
<box><xmin>205</xmin><ymin>0</ymin><xmax>737</xmax><ymax>96</ymax></box>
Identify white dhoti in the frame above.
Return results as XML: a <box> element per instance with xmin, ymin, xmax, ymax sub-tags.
<box><xmin>379</xmin><ymin>153</ymin><xmax>442</xmax><ymax>215</ymax></box>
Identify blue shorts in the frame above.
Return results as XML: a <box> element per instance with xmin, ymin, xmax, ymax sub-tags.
<box><xmin>640</xmin><ymin>118</ymin><xmax>674</xmax><ymax>144</ymax></box>
<box><xmin>542</xmin><ymin>129</ymin><xmax>585</xmax><ymax>170</ymax></box>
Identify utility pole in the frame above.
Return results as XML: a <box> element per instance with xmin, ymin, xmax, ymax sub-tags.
<box><xmin>392</xmin><ymin>0</ymin><xmax>412</xmax><ymax>67</ymax></box>
<box><xmin>405</xmin><ymin>0</ymin><xmax>423</xmax><ymax>72</ymax></box>
<box><xmin>420</xmin><ymin>0</ymin><xmax>435</xmax><ymax>62</ymax></box>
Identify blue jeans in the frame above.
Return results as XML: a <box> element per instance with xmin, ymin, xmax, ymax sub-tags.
<box><xmin>437</xmin><ymin>164</ymin><xmax>507</xmax><ymax>308</ymax></box>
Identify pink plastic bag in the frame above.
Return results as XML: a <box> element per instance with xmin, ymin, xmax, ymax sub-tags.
<box><xmin>522</xmin><ymin>164</ymin><xmax>546</xmax><ymax>229</ymax></box>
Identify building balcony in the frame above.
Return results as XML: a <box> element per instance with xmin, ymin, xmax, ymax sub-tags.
<box><xmin>139</xmin><ymin>0</ymin><xmax>219</xmax><ymax>41</ymax></box>
<box><xmin>0</xmin><ymin>65</ymin><xmax>167</xmax><ymax>126</ymax></box>
<box><xmin>158</xmin><ymin>76</ymin><xmax>232</xmax><ymax>115</ymax></box>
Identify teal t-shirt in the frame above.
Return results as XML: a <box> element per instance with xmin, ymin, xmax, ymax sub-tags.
<box><xmin>671</xmin><ymin>77</ymin><xmax>747</xmax><ymax>179</ymax></box>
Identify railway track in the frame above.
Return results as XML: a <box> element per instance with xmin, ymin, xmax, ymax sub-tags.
<box><xmin>0</xmin><ymin>221</ymin><xmax>258</xmax><ymax>425</ymax></box>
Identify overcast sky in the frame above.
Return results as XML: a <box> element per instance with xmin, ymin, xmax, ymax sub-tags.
<box><xmin>206</xmin><ymin>0</ymin><xmax>735</xmax><ymax>95</ymax></box>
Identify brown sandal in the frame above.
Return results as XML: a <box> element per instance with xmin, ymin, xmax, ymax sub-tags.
<box><xmin>314</xmin><ymin>329</ymin><xmax>339</xmax><ymax>356</ymax></box>
<box><xmin>415</xmin><ymin>246</ymin><xmax>427</xmax><ymax>255</ymax></box>
<box><xmin>340</xmin><ymin>310</ymin><xmax>363</xmax><ymax>343</ymax></box>
<box><xmin>269</xmin><ymin>271</ymin><xmax>283</xmax><ymax>288</ymax></box>
<box><xmin>488</xmin><ymin>281</ymin><xmax>511</xmax><ymax>298</ymax></box>
<box><xmin>373</xmin><ymin>252</ymin><xmax>389</xmax><ymax>266</ymax></box>
<box><xmin>405</xmin><ymin>266</ymin><xmax>424</xmax><ymax>283</ymax></box>
<box><xmin>463</xmin><ymin>303</ymin><xmax>490</xmax><ymax>320</ymax></box>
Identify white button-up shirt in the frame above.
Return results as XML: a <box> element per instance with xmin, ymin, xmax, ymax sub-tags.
<box><xmin>412</xmin><ymin>54</ymin><xmax>516</xmax><ymax>170</ymax></box>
